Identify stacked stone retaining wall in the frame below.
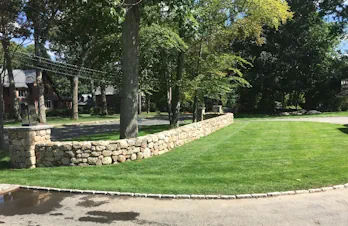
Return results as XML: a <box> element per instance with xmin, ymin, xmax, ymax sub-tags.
<box><xmin>34</xmin><ymin>113</ymin><xmax>233</xmax><ymax>167</ymax></box>
<box><xmin>7</xmin><ymin>126</ymin><xmax>53</xmax><ymax>168</ymax></box>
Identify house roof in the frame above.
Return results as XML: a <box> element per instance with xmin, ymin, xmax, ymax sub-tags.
<box><xmin>3</xmin><ymin>70</ymin><xmax>36</xmax><ymax>88</ymax></box>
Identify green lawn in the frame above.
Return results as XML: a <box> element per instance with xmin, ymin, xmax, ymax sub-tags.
<box><xmin>64</xmin><ymin>124</ymin><xmax>171</xmax><ymax>141</ymax></box>
<box><xmin>1</xmin><ymin>121</ymin><xmax>348</xmax><ymax>195</ymax></box>
<box><xmin>235</xmin><ymin>111</ymin><xmax>348</xmax><ymax>121</ymax></box>
<box><xmin>4</xmin><ymin>112</ymin><xmax>158</xmax><ymax>127</ymax></box>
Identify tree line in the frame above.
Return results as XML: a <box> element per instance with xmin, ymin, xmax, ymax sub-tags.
<box><xmin>0</xmin><ymin>0</ymin><xmax>347</xmax><ymax>146</ymax></box>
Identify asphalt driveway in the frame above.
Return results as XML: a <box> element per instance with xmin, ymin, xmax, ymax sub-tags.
<box><xmin>1</xmin><ymin>189</ymin><xmax>348</xmax><ymax>226</ymax></box>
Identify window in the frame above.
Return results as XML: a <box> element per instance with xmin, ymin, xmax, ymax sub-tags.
<box><xmin>45</xmin><ymin>100</ymin><xmax>52</xmax><ymax>109</ymax></box>
<box><xmin>18</xmin><ymin>90</ymin><xmax>27</xmax><ymax>98</ymax></box>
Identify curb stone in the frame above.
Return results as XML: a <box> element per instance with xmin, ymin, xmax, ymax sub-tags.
<box><xmin>321</xmin><ymin>187</ymin><xmax>334</xmax><ymax>191</ymax></box>
<box><xmin>333</xmin><ymin>185</ymin><xmax>345</xmax><ymax>189</ymax></box>
<box><xmin>10</xmin><ymin>183</ymin><xmax>348</xmax><ymax>200</ymax></box>
<box><xmin>236</xmin><ymin>194</ymin><xmax>252</xmax><ymax>199</ymax></box>
<box><xmin>309</xmin><ymin>189</ymin><xmax>322</xmax><ymax>193</ymax></box>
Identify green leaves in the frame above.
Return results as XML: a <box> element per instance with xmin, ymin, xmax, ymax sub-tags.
<box><xmin>141</xmin><ymin>24</ymin><xmax>187</xmax><ymax>51</ymax></box>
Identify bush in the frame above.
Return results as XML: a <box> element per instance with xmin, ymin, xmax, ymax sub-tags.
<box><xmin>90</xmin><ymin>107</ymin><xmax>118</xmax><ymax>116</ymax></box>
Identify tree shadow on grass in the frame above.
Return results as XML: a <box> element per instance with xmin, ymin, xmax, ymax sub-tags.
<box><xmin>338</xmin><ymin>124</ymin><xmax>348</xmax><ymax>135</ymax></box>
<box><xmin>0</xmin><ymin>151</ymin><xmax>11</xmax><ymax>170</ymax></box>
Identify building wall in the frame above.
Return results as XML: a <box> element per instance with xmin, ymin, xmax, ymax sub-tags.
<box><xmin>2</xmin><ymin>83</ymin><xmax>67</xmax><ymax>114</ymax></box>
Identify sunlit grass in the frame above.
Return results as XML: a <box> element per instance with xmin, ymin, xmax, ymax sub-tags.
<box><xmin>1</xmin><ymin>121</ymin><xmax>348</xmax><ymax>195</ymax></box>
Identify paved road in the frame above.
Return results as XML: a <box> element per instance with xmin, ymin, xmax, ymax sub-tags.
<box><xmin>51</xmin><ymin>118</ymin><xmax>173</xmax><ymax>141</ymax></box>
<box><xmin>1</xmin><ymin>189</ymin><xmax>348</xmax><ymax>226</ymax></box>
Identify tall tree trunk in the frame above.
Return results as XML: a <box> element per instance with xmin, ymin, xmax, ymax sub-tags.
<box><xmin>171</xmin><ymin>51</ymin><xmax>184</xmax><ymax>128</ymax></box>
<box><xmin>170</xmin><ymin>19</ymin><xmax>185</xmax><ymax>128</ymax></box>
<box><xmin>138</xmin><ymin>92</ymin><xmax>142</xmax><ymax>115</ymax></box>
<box><xmin>100</xmin><ymin>81</ymin><xmax>108</xmax><ymax>115</ymax></box>
<box><xmin>192</xmin><ymin>39</ymin><xmax>203</xmax><ymax>123</ymax></box>
<box><xmin>34</xmin><ymin>30</ymin><xmax>46</xmax><ymax>123</ymax></box>
<box><xmin>304</xmin><ymin>89</ymin><xmax>316</xmax><ymax>110</ymax></box>
<box><xmin>167</xmin><ymin>86</ymin><xmax>172</xmax><ymax>122</ymax></box>
<box><xmin>72</xmin><ymin>75</ymin><xmax>79</xmax><ymax>120</ymax></box>
<box><xmin>120</xmin><ymin>0</ymin><xmax>140</xmax><ymax>139</ymax></box>
<box><xmin>0</xmin><ymin>70</ymin><xmax>5</xmax><ymax>150</ymax></box>
<box><xmin>91</xmin><ymin>80</ymin><xmax>96</xmax><ymax>107</ymax></box>
<box><xmin>1</xmin><ymin>40</ymin><xmax>21</xmax><ymax>120</ymax></box>
<box><xmin>146</xmin><ymin>94</ymin><xmax>150</xmax><ymax>114</ymax></box>
<box><xmin>192</xmin><ymin>93</ymin><xmax>198</xmax><ymax>123</ymax></box>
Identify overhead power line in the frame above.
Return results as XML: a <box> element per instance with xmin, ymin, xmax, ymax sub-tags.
<box><xmin>12</xmin><ymin>51</ymin><xmax>114</xmax><ymax>81</ymax></box>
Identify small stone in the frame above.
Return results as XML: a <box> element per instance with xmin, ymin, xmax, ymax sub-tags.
<box><xmin>91</xmin><ymin>152</ymin><xmax>101</xmax><ymax>157</ymax></box>
<box><xmin>102</xmin><ymin>157</ymin><xmax>112</xmax><ymax>165</ymax></box>
<box><xmin>71</xmin><ymin>158</ymin><xmax>79</xmax><ymax>164</ymax></box>
<box><xmin>106</xmin><ymin>144</ymin><xmax>118</xmax><ymax>151</ymax></box>
<box><xmin>96</xmin><ymin>159</ymin><xmax>102</xmax><ymax>166</ymax></box>
<box><xmin>118</xmin><ymin>155</ymin><xmax>126</xmax><ymax>163</ymax></box>
<box><xmin>65</xmin><ymin>151</ymin><xmax>75</xmax><ymax>157</ymax></box>
<box><xmin>96</xmin><ymin>146</ymin><xmax>106</xmax><ymax>151</ymax></box>
<box><xmin>143</xmin><ymin>148</ymin><xmax>151</xmax><ymax>159</ymax></box>
<box><xmin>87</xmin><ymin>157</ymin><xmax>98</xmax><ymax>165</ymax></box>
<box><xmin>102</xmin><ymin>151</ymin><xmax>112</xmax><ymax>157</ymax></box>
<box><xmin>61</xmin><ymin>158</ymin><xmax>71</xmax><ymax>165</ymax></box>
<box><xmin>82</xmin><ymin>142</ymin><xmax>92</xmax><ymax>150</ymax></box>
<box><xmin>128</xmin><ymin>139</ymin><xmax>136</xmax><ymax>146</ymax></box>
<box><xmin>81</xmin><ymin>153</ymin><xmax>90</xmax><ymax>158</ymax></box>
<box><xmin>119</xmin><ymin>140</ymin><xmax>128</xmax><ymax>149</ymax></box>
<box><xmin>131</xmin><ymin>154</ymin><xmax>137</xmax><ymax>161</ymax></box>
<box><xmin>137</xmin><ymin>152</ymin><xmax>144</xmax><ymax>159</ymax></box>
<box><xmin>39</xmin><ymin>130</ymin><xmax>46</xmax><ymax>136</ymax></box>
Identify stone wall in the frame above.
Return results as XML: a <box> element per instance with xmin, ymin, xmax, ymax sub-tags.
<box><xmin>35</xmin><ymin>113</ymin><xmax>234</xmax><ymax>167</ymax></box>
<box><xmin>7</xmin><ymin>126</ymin><xmax>53</xmax><ymax>169</ymax></box>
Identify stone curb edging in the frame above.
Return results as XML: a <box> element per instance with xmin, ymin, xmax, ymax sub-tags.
<box><xmin>15</xmin><ymin>183</ymin><xmax>348</xmax><ymax>200</ymax></box>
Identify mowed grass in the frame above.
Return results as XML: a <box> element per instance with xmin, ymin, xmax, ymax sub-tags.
<box><xmin>1</xmin><ymin>121</ymin><xmax>348</xmax><ymax>195</ymax></box>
